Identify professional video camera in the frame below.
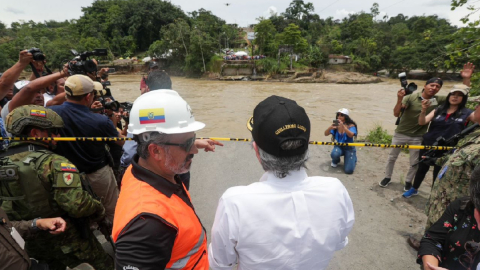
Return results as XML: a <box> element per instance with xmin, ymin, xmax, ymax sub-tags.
<box><xmin>67</xmin><ymin>48</ymin><xmax>108</xmax><ymax>75</ymax></box>
<box><xmin>398</xmin><ymin>72</ymin><xmax>418</xmax><ymax>95</ymax></box>
<box><xmin>27</xmin><ymin>48</ymin><xmax>46</xmax><ymax>61</ymax></box>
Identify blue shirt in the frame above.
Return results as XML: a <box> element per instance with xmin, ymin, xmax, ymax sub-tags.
<box><xmin>50</xmin><ymin>102</ymin><xmax>119</xmax><ymax>173</ymax></box>
<box><xmin>120</xmin><ymin>132</ymin><xmax>137</xmax><ymax>168</ymax></box>
<box><xmin>330</xmin><ymin>126</ymin><xmax>357</xmax><ymax>143</ymax></box>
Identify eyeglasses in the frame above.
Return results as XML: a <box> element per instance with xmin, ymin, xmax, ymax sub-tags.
<box><xmin>337</xmin><ymin>113</ymin><xmax>346</xmax><ymax>117</ymax></box>
<box><xmin>459</xmin><ymin>241</ymin><xmax>480</xmax><ymax>270</ymax></box>
<box><xmin>157</xmin><ymin>135</ymin><xmax>196</xmax><ymax>152</ymax></box>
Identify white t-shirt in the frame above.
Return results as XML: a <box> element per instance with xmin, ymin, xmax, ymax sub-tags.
<box><xmin>208</xmin><ymin>168</ymin><xmax>355</xmax><ymax>270</ymax></box>
<box><xmin>43</xmin><ymin>93</ymin><xmax>54</xmax><ymax>106</ymax></box>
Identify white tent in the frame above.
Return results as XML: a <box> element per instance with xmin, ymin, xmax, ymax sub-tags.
<box><xmin>234</xmin><ymin>51</ymin><xmax>248</xmax><ymax>56</ymax></box>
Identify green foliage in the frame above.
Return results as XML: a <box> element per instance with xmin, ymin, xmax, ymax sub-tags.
<box><xmin>365</xmin><ymin>124</ymin><xmax>393</xmax><ymax>144</ymax></box>
<box><xmin>254</xmin><ymin>19</ymin><xmax>278</xmax><ymax>56</ymax></box>
<box><xmin>276</xmin><ymin>23</ymin><xmax>308</xmax><ymax>53</ymax></box>
<box><xmin>256</xmin><ymin>58</ymin><xmax>288</xmax><ymax>75</ymax></box>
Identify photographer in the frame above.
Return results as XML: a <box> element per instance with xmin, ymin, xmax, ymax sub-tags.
<box><xmin>324</xmin><ymin>108</ymin><xmax>358</xmax><ymax>174</ymax></box>
<box><xmin>0</xmin><ymin>52</ymin><xmax>69</xmax><ymax>130</ymax></box>
<box><xmin>403</xmin><ymin>84</ymin><xmax>476</xmax><ymax>199</ymax></box>
<box><xmin>49</xmin><ymin>75</ymin><xmax>123</xmax><ymax>223</ymax></box>
<box><xmin>379</xmin><ymin>77</ymin><xmax>447</xmax><ymax>190</ymax></box>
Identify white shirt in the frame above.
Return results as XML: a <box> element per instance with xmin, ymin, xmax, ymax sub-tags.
<box><xmin>43</xmin><ymin>93</ymin><xmax>54</xmax><ymax>106</ymax></box>
<box><xmin>209</xmin><ymin>169</ymin><xmax>355</xmax><ymax>270</ymax></box>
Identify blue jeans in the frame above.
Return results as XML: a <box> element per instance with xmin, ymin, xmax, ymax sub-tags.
<box><xmin>331</xmin><ymin>146</ymin><xmax>357</xmax><ymax>174</ymax></box>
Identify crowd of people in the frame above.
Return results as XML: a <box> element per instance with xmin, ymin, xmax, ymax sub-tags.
<box><xmin>1</xmin><ymin>48</ymin><xmax>480</xmax><ymax>270</ymax></box>
<box><xmin>223</xmin><ymin>54</ymin><xmax>266</xmax><ymax>60</ymax></box>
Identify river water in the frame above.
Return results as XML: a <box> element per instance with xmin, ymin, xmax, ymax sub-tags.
<box><xmin>109</xmin><ymin>75</ymin><xmax>457</xmax><ymax>141</ymax></box>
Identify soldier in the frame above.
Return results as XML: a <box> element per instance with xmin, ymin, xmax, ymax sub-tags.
<box><xmin>424</xmin><ymin>121</ymin><xmax>480</xmax><ymax>229</ymax></box>
<box><xmin>0</xmin><ymin>105</ymin><xmax>113</xmax><ymax>270</ymax></box>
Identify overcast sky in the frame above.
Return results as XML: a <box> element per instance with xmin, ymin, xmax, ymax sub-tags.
<box><xmin>1</xmin><ymin>0</ymin><xmax>473</xmax><ymax>27</ymax></box>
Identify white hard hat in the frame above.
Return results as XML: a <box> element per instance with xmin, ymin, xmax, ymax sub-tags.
<box><xmin>128</xmin><ymin>90</ymin><xmax>205</xmax><ymax>135</ymax></box>
<box><xmin>337</xmin><ymin>108</ymin><xmax>350</xmax><ymax>116</ymax></box>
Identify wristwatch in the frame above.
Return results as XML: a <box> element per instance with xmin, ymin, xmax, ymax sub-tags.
<box><xmin>31</xmin><ymin>217</ymin><xmax>41</xmax><ymax>231</ymax></box>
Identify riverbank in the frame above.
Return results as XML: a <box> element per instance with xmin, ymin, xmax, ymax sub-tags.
<box><xmin>211</xmin><ymin>70</ymin><xmax>383</xmax><ymax>84</ymax></box>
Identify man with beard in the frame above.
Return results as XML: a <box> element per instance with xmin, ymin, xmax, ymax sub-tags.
<box><xmin>113</xmin><ymin>90</ymin><xmax>209</xmax><ymax>270</ymax></box>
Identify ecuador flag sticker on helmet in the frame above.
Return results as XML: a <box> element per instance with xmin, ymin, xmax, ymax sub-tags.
<box><xmin>139</xmin><ymin>108</ymin><xmax>165</xmax><ymax>124</ymax></box>
<box><xmin>30</xmin><ymin>109</ymin><xmax>46</xmax><ymax>117</ymax></box>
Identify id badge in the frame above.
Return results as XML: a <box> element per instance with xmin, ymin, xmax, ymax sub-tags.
<box><xmin>11</xmin><ymin>227</ymin><xmax>25</xmax><ymax>250</ymax></box>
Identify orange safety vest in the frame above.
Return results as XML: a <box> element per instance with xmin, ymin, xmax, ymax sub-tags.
<box><xmin>113</xmin><ymin>166</ymin><xmax>208</xmax><ymax>270</ymax></box>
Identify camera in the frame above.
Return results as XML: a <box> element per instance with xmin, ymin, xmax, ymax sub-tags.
<box><xmin>27</xmin><ymin>48</ymin><xmax>45</xmax><ymax>61</ymax></box>
<box><xmin>398</xmin><ymin>72</ymin><xmax>418</xmax><ymax>95</ymax></box>
<box><xmin>67</xmin><ymin>49</ymin><xmax>108</xmax><ymax>75</ymax></box>
<box><xmin>98</xmin><ymin>97</ymin><xmax>120</xmax><ymax>112</ymax></box>
<box><xmin>121</xmin><ymin>102</ymin><xmax>133</xmax><ymax>122</ymax></box>
<box><xmin>333</xmin><ymin>119</ymin><xmax>339</xmax><ymax>126</ymax></box>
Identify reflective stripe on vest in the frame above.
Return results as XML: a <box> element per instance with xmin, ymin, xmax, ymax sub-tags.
<box><xmin>167</xmin><ymin>229</ymin><xmax>206</xmax><ymax>270</ymax></box>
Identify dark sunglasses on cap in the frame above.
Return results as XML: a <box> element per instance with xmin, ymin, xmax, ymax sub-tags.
<box><xmin>158</xmin><ymin>135</ymin><xmax>196</xmax><ymax>152</ymax></box>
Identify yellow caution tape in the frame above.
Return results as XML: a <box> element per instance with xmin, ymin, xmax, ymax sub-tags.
<box><xmin>0</xmin><ymin>137</ymin><xmax>454</xmax><ymax>150</ymax></box>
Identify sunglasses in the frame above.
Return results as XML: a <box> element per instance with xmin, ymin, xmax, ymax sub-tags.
<box><xmin>157</xmin><ymin>135</ymin><xmax>196</xmax><ymax>152</ymax></box>
<box><xmin>337</xmin><ymin>113</ymin><xmax>346</xmax><ymax>117</ymax></box>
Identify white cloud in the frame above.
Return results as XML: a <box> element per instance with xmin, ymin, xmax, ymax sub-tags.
<box><xmin>263</xmin><ymin>6</ymin><xmax>277</xmax><ymax>18</ymax></box>
<box><xmin>334</xmin><ymin>9</ymin><xmax>355</xmax><ymax>20</ymax></box>
<box><xmin>5</xmin><ymin>7</ymin><xmax>24</xmax><ymax>15</ymax></box>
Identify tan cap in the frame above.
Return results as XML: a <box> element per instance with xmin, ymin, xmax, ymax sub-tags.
<box><xmin>450</xmin><ymin>84</ymin><xmax>470</xmax><ymax>96</ymax></box>
<box><xmin>93</xmin><ymin>81</ymin><xmax>107</xmax><ymax>97</ymax></box>
<box><xmin>64</xmin><ymin>75</ymin><xmax>95</xmax><ymax>96</ymax></box>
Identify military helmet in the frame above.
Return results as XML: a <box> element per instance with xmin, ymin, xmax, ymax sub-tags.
<box><xmin>6</xmin><ymin>105</ymin><xmax>64</xmax><ymax>135</ymax></box>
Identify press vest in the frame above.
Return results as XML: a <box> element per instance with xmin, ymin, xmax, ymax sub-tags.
<box><xmin>0</xmin><ymin>144</ymin><xmax>63</xmax><ymax>221</ymax></box>
<box><xmin>423</xmin><ymin>108</ymin><xmax>472</xmax><ymax>145</ymax></box>
<box><xmin>113</xmin><ymin>166</ymin><xmax>208</xmax><ymax>270</ymax></box>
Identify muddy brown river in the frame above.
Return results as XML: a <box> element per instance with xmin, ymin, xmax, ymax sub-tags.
<box><xmin>109</xmin><ymin>75</ymin><xmax>457</xmax><ymax>140</ymax></box>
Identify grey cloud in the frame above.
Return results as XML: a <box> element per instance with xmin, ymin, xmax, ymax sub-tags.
<box><xmin>5</xmin><ymin>7</ymin><xmax>25</xmax><ymax>14</ymax></box>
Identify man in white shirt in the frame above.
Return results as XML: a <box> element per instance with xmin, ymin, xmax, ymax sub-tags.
<box><xmin>209</xmin><ymin>95</ymin><xmax>355</xmax><ymax>270</ymax></box>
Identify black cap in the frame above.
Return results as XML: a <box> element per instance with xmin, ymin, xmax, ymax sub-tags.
<box><xmin>426</xmin><ymin>77</ymin><xmax>443</xmax><ymax>86</ymax></box>
<box><xmin>247</xmin><ymin>95</ymin><xmax>310</xmax><ymax>157</ymax></box>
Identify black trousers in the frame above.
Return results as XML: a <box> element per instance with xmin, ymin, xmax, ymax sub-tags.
<box><xmin>412</xmin><ymin>149</ymin><xmax>442</xmax><ymax>190</ymax></box>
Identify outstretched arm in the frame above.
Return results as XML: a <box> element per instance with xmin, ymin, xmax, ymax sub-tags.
<box><xmin>0</xmin><ymin>50</ymin><xmax>32</xmax><ymax>100</ymax></box>
<box><xmin>461</xmin><ymin>62</ymin><xmax>475</xmax><ymax>87</ymax></box>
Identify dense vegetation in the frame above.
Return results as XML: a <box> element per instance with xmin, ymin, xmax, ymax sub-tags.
<box><xmin>0</xmin><ymin>0</ymin><xmax>479</xmax><ymax>81</ymax></box>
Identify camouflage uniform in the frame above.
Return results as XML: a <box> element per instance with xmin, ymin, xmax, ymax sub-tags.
<box><xmin>0</xmin><ymin>105</ymin><xmax>113</xmax><ymax>270</ymax></box>
<box><xmin>425</xmin><ymin>128</ymin><xmax>480</xmax><ymax>228</ymax></box>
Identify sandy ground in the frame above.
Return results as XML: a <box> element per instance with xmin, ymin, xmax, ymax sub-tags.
<box><xmin>104</xmin><ymin>75</ymin><xmax>455</xmax><ymax>269</ymax></box>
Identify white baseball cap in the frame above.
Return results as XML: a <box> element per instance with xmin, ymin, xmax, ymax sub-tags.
<box><xmin>337</xmin><ymin>108</ymin><xmax>350</xmax><ymax>116</ymax></box>
<box><xmin>449</xmin><ymin>84</ymin><xmax>470</xmax><ymax>96</ymax></box>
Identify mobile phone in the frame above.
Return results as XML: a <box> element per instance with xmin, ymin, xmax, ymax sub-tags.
<box><xmin>333</xmin><ymin>120</ymin><xmax>339</xmax><ymax>126</ymax></box>
<box><xmin>108</xmin><ymin>68</ymin><xmax>116</xmax><ymax>73</ymax></box>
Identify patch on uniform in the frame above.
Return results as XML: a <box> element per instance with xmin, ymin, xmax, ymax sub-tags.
<box><xmin>63</xmin><ymin>173</ymin><xmax>74</xmax><ymax>186</ymax></box>
<box><xmin>438</xmin><ymin>166</ymin><xmax>448</xmax><ymax>180</ymax></box>
<box><xmin>30</xmin><ymin>109</ymin><xmax>46</xmax><ymax>117</ymax></box>
<box><xmin>60</xmin><ymin>163</ymin><xmax>77</xmax><ymax>172</ymax></box>
<box><xmin>139</xmin><ymin>108</ymin><xmax>165</xmax><ymax>124</ymax></box>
